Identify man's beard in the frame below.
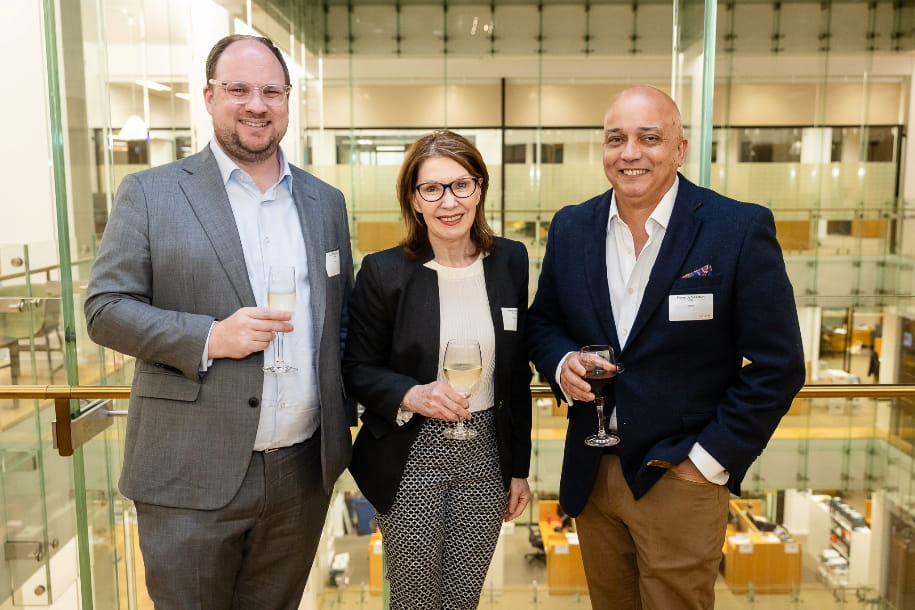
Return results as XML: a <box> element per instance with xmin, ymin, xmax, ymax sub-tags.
<box><xmin>215</xmin><ymin>127</ymin><xmax>279</xmax><ymax>164</ymax></box>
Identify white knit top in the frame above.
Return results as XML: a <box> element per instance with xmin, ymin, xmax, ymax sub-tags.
<box><xmin>424</xmin><ymin>254</ymin><xmax>495</xmax><ymax>412</ymax></box>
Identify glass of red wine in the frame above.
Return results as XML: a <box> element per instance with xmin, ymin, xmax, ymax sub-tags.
<box><xmin>580</xmin><ymin>344</ymin><xmax>620</xmax><ymax>447</ymax></box>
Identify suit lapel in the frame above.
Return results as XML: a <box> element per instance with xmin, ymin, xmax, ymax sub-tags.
<box><xmin>405</xmin><ymin>254</ymin><xmax>441</xmax><ymax>383</ymax></box>
<box><xmin>483</xmin><ymin>247</ymin><xmax>505</xmax><ymax>397</ymax></box>
<box><xmin>290</xmin><ymin>170</ymin><xmax>327</xmax><ymax>350</ymax></box>
<box><xmin>584</xmin><ymin>192</ymin><xmax>620</xmax><ymax>352</ymax></box>
<box><xmin>625</xmin><ymin>177</ymin><xmax>702</xmax><ymax>350</ymax></box>
<box><xmin>178</xmin><ymin>149</ymin><xmax>256</xmax><ymax>306</ymax></box>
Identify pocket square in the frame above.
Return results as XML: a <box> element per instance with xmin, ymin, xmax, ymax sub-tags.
<box><xmin>681</xmin><ymin>264</ymin><xmax>713</xmax><ymax>279</ymax></box>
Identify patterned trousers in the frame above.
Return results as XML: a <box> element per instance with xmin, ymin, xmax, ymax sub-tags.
<box><xmin>376</xmin><ymin>409</ymin><xmax>506</xmax><ymax>610</ymax></box>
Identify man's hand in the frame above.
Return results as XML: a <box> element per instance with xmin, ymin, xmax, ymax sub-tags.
<box><xmin>400</xmin><ymin>381</ymin><xmax>471</xmax><ymax>422</ymax></box>
<box><xmin>560</xmin><ymin>352</ymin><xmax>617</xmax><ymax>403</ymax></box>
<box><xmin>208</xmin><ymin>307</ymin><xmax>292</xmax><ymax>360</ymax></box>
<box><xmin>669</xmin><ymin>458</ymin><xmax>708</xmax><ymax>483</ymax></box>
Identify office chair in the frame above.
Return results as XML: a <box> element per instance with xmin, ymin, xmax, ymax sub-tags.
<box><xmin>525</xmin><ymin>523</ymin><xmax>546</xmax><ymax>564</ymax></box>
<box><xmin>0</xmin><ymin>281</ymin><xmax>64</xmax><ymax>385</ymax></box>
<box><xmin>29</xmin><ymin>281</ymin><xmax>64</xmax><ymax>383</ymax></box>
<box><xmin>0</xmin><ymin>290</ymin><xmax>47</xmax><ymax>385</ymax></box>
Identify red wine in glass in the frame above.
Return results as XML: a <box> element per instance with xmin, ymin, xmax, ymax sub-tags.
<box><xmin>580</xmin><ymin>345</ymin><xmax>620</xmax><ymax>447</ymax></box>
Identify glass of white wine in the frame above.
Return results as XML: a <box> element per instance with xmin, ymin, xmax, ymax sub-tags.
<box><xmin>264</xmin><ymin>265</ymin><xmax>297</xmax><ymax>374</ymax></box>
<box><xmin>442</xmin><ymin>339</ymin><xmax>482</xmax><ymax>440</ymax></box>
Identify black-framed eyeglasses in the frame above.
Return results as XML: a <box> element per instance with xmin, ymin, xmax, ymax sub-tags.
<box><xmin>415</xmin><ymin>178</ymin><xmax>480</xmax><ymax>203</ymax></box>
<box><xmin>208</xmin><ymin>79</ymin><xmax>291</xmax><ymax>106</ymax></box>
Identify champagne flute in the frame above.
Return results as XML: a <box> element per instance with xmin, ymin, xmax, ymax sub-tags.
<box><xmin>442</xmin><ymin>339</ymin><xmax>482</xmax><ymax>440</ymax></box>
<box><xmin>263</xmin><ymin>265</ymin><xmax>297</xmax><ymax>374</ymax></box>
<box><xmin>580</xmin><ymin>344</ymin><xmax>620</xmax><ymax>447</ymax></box>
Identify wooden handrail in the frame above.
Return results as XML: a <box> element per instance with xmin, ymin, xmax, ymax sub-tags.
<box><xmin>3</xmin><ymin>382</ymin><xmax>915</xmax><ymax>403</ymax></box>
<box><xmin>3</xmin><ymin>383</ymin><xmax>915</xmax><ymax>458</ymax></box>
<box><xmin>0</xmin><ymin>385</ymin><xmax>131</xmax><ymax>400</ymax></box>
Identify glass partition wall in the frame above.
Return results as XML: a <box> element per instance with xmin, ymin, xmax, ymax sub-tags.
<box><xmin>3</xmin><ymin>0</ymin><xmax>914</xmax><ymax>607</ymax></box>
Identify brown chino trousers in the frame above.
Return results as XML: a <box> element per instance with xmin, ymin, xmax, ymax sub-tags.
<box><xmin>575</xmin><ymin>454</ymin><xmax>730</xmax><ymax>610</ymax></box>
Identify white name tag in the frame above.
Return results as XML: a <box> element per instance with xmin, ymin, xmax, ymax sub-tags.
<box><xmin>501</xmin><ymin>307</ymin><xmax>518</xmax><ymax>331</ymax></box>
<box><xmin>325</xmin><ymin>250</ymin><xmax>341</xmax><ymax>277</ymax></box>
<box><xmin>669</xmin><ymin>294</ymin><xmax>713</xmax><ymax>321</ymax></box>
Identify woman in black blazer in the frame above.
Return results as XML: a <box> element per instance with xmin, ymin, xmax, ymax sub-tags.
<box><xmin>343</xmin><ymin>130</ymin><xmax>532</xmax><ymax>609</ymax></box>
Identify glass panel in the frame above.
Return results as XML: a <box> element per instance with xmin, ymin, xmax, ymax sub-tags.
<box><xmin>0</xmin><ymin>245</ymin><xmax>80</xmax><ymax>606</ymax></box>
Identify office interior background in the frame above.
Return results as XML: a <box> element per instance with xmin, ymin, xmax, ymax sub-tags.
<box><xmin>1</xmin><ymin>0</ymin><xmax>915</xmax><ymax>607</ymax></box>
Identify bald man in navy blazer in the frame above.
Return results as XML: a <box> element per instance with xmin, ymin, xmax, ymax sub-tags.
<box><xmin>526</xmin><ymin>86</ymin><xmax>805</xmax><ymax>609</ymax></box>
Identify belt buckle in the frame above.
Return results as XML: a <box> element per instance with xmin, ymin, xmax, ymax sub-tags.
<box><xmin>263</xmin><ymin>446</ymin><xmax>282</xmax><ymax>453</ymax></box>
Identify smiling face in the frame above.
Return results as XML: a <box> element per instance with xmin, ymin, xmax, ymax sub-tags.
<box><xmin>412</xmin><ymin>156</ymin><xmax>480</xmax><ymax>254</ymax></box>
<box><xmin>204</xmin><ymin>39</ymin><xmax>289</xmax><ymax>168</ymax></box>
<box><xmin>602</xmin><ymin>86</ymin><xmax>688</xmax><ymax>211</ymax></box>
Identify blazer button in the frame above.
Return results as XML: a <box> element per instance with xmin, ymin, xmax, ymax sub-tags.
<box><xmin>248</xmin><ymin>397</ymin><xmax>260</xmax><ymax>408</ymax></box>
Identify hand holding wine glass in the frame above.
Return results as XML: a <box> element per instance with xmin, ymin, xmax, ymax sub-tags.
<box><xmin>264</xmin><ymin>265</ymin><xmax>297</xmax><ymax>374</ymax></box>
<box><xmin>580</xmin><ymin>344</ymin><xmax>620</xmax><ymax>447</ymax></box>
<box><xmin>442</xmin><ymin>339</ymin><xmax>482</xmax><ymax>440</ymax></box>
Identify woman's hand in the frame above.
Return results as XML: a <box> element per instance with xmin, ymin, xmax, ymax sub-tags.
<box><xmin>503</xmin><ymin>478</ymin><xmax>531</xmax><ymax>522</ymax></box>
<box><xmin>400</xmin><ymin>381</ymin><xmax>471</xmax><ymax>421</ymax></box>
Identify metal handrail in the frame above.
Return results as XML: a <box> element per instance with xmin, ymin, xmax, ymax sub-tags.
<box><xmin>3</xmin><ymin>384</ymin><xmax>915</xmax><ymax>458</ymax></box>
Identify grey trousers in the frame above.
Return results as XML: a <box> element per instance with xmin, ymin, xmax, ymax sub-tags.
<box><xmin>134</xmin><ymin>435</ymin><xmax>330</xmax><ymax>610</ymax></box>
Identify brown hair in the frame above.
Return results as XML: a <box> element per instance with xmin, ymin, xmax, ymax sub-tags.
<box><xmin>205</xmin><ymin>35</ymin><xmax>290</xmax><ymax>86</ymax></box>
<box><xmin>397</xmin><ymin>130</ymin><xmax>494</xmax><ymax>260</ymax></box>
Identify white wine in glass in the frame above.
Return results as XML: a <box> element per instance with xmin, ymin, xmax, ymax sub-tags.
<box><xmin>442</xmin><ymin>339</ymin><xmax>482</xmax><ymax>440</ymax></box>
<box><xmin>264</xmin><ymin>265</ymin><xmax>297</xmax><ymax>374</ymax></box>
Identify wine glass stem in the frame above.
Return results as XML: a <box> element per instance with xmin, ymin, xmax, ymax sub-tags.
<box><xmin>455</xmin><ymin>393</ymin><xmax>469</xmax><ymax>432</ymax></box>
<box><xmin>595</xmin><ymin>398</ymin><xmax>607</xmax><ymax>439</ymax></box>
<box><xmin>275</xmin><ymin>333</ymin><xmax>285</xmax><ymax>367</ymax></box>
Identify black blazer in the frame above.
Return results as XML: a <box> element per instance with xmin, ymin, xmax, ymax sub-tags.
<box><xmin>526</xmin><ymin>175</ymin><xmax>806</xmax><ymax>516</ymax></box>
<box><xmin>344</xmin><ymin>237</ymin><xmax>532</xmax><ymax>514</ymax></box>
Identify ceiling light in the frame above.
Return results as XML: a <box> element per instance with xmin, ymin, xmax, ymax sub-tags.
<box><xmin>115</xmin><ymin>115</ymin><xmax>149</xmax><ymax>141</ymax></box>
<box><xmin>135</xmin><ymin>80</ymin><xmax>172</xmax><ymax>92</ymax></box>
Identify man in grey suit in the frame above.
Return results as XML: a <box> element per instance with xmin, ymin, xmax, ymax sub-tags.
<box><xmin>85</xmin><ymin>34</ymin><xmax>353</xmax><ymax>609</ymax></box>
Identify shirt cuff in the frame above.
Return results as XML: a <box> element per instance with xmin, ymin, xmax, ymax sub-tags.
<box><xmin>555</xmin><ymin>351</ymin><xmax>575</xmax><ymax>404</ymax></box>
<box><xmin>201</xmin><ymin>321</ymin><xmax>216</xmax><ymax>372</ymax></box>
<box><xmin>689</xmin><ymin>443</ymin><xmax>730</xmax><ymax>485</ymax></box>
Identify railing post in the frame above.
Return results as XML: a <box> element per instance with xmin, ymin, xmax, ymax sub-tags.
<box><xmin>52</xmin><ymin>397</ymin><xmax>73</xmax><ymax>456</ymax></box>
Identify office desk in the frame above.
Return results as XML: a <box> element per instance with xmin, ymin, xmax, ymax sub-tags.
<box><xmin>538</xmin><ymin>521</ymin><xmax>587</xmax><ymax>595</ymax></box>
<box><xmin>723</xmin><ymin>500</ymin><xmax>802</xmax><ymax>593</ymax></box>
<box><xmin>368</xmin><ymin>532</ymin><xmax>383</xmax><ymax>596</ymax></box>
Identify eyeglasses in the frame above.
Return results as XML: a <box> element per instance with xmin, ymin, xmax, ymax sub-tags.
<box><xmin>415</xmin><ymin>178</ymin><xmax>480</xmax><ymax>203</ymax></box>
<box><xmin>208</xmin><ymin>79</ymin><xmax>291</xmax><ymax>106</ymax></box>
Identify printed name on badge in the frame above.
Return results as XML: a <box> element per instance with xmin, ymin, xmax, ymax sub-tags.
<box><xmin>501</xmin><ymin>307</ymin><xmax>518</xmax><ymax>331</ymax></box>
<box><xmin>669</xmin><ymin>294</ymin><xmax>713</xmax><ymax>322</ymax></box>
<box><xmin>325</xmin><ymin>250</ymin><xmax>341</xmax><ymax>277</ymax></box>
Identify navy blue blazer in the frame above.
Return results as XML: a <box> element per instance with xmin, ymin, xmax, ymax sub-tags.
<box><xmin>526</xmin><ymin>174</ymin><xmax>806</xmax><ymax>516</ymax></box>
<box><xmin>344</xmin><ymin>237</ymin><xmax>533</xmax><ymax>514</ymax></box>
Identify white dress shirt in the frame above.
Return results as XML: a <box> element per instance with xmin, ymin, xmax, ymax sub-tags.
<box><xmin>558</xmin><ymin>177</ymin><xmax>728</xmax><ymax>484</ymax></box>
<box><xmin>206</xmin><ymin>140</ymin><xmax>320</xmax><ymax>451</ymax></box>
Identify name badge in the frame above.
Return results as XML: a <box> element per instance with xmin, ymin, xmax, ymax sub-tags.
<box><xmin>325</xmin><ymin>250</ymin><xmax>341</xmax><ymax>277</ymax></box>
<box><xmin>669</xmin><ymin>294</ymin><xmax>713</xmax><ymax>321</ymax></box>
<box><xmin>501</xmin><ymin>307</ymin><xmax>518</xmax><ymax>331</ymax></box>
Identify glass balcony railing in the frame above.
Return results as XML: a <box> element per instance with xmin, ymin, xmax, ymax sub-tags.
<box><xmin>2</xmin><ymin>380</ymin><xmax>915</xmax><ymax>609</ymax></box>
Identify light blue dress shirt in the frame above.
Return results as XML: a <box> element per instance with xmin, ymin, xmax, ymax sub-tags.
<box><xmin>209</xmin><ymin>140</ymin><xmax>320</xmax><ymax>451</ymax></box>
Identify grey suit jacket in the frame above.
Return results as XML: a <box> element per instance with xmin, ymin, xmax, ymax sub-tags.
<box><xmin>85</xmin><ymin>146</ymin><xmax>354</xmax><ymax>510</ymax></box>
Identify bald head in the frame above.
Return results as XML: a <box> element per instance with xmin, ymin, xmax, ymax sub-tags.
<box><xmin>601</xmin><ymin>85</ymin><xmax>687</xmax><ymax>211</ymax></box>
<box><xmin>605</xmin><ymin>86</ymin><xmax>684</xmax><ymax>140</ymax></box>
